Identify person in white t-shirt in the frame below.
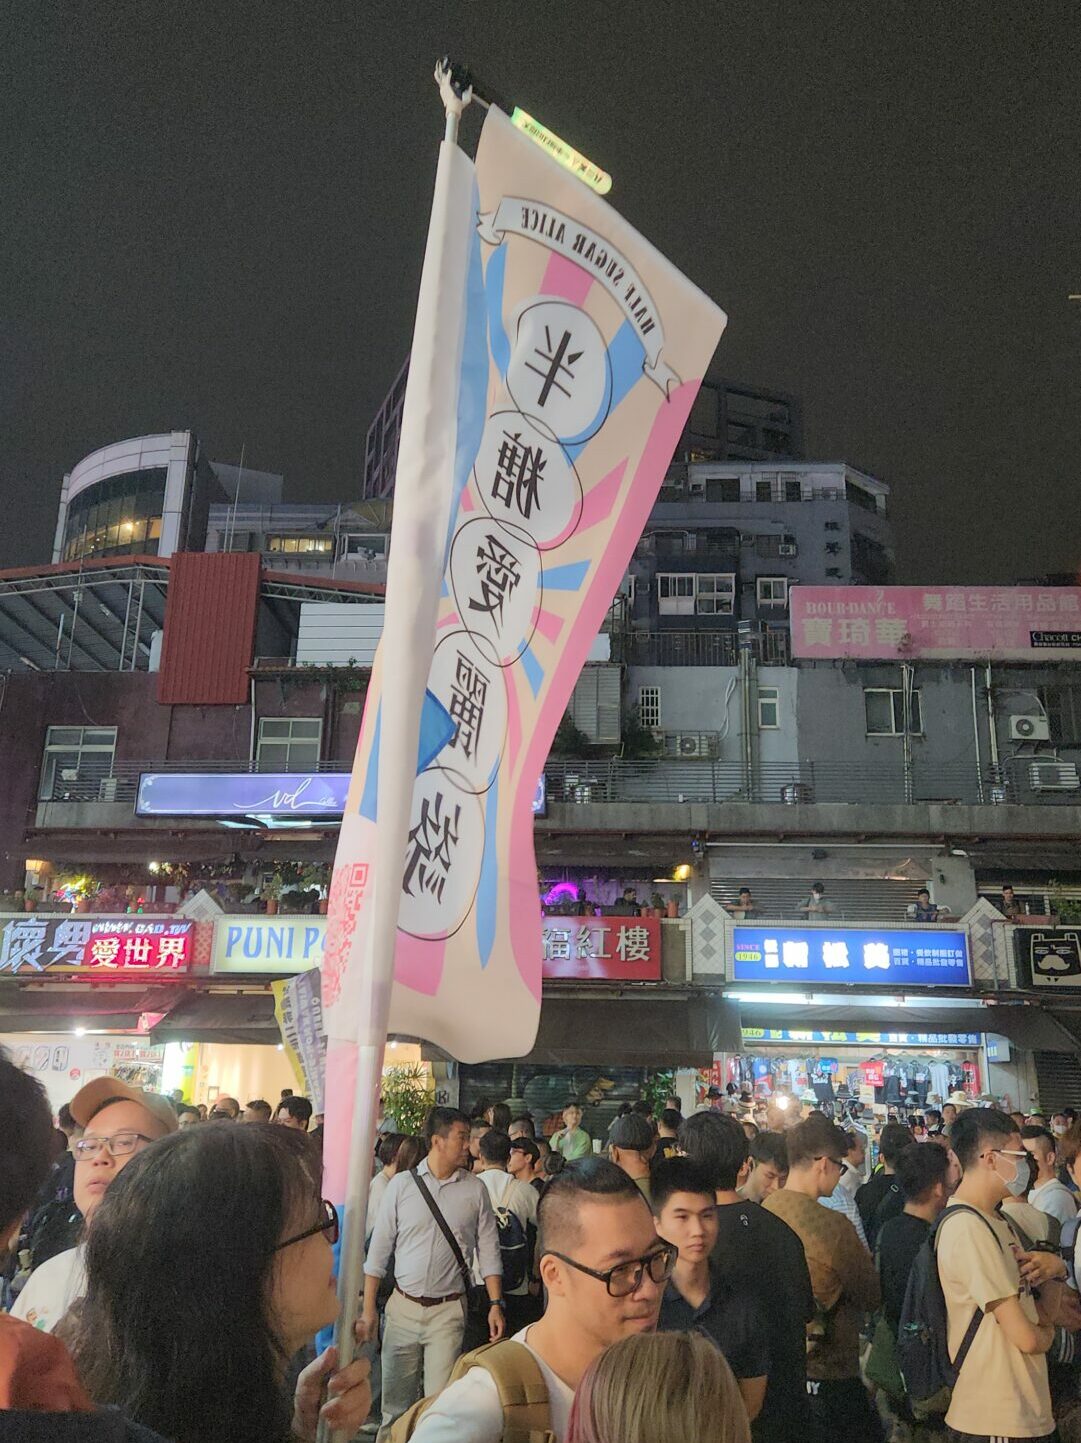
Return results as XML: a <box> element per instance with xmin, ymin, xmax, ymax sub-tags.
<box><xmin>937</xmin><ymin>1108</ymin><xmax>1069</xmax><ymax>1442</ymax></box>
<box><xmin>12</xmin><ymin>1077</ymin><xmax>177</xmax><ymax>1333</ymax></box>
<box><xmin>405</xmin><ymin>1157</ymin><xmax>674</xmax><ymax>1443</ymax></box>
<box><xmin>1022</xmin><ymin>1125</ymin><xmax>1078</xmax><ymax>1231</ymax></box>
<box><xmin>472</xmin><ymin>1128</ymin><xmax>540</xmax><ymax>1335</ymax></box>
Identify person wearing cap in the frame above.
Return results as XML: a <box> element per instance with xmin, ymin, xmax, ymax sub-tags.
<box><xmin>608</xmin><ymin>1113</ymin><xmax>656</xmax><ymax>1204</ymax></box>
<box><xmin>11</xmin><ymin>1076</ymin><xmax>176</xmax><ymax>1334</ymax></box>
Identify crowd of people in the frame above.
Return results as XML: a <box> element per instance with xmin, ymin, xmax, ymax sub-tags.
<box><xmin>8</xmin><ymin>1056</ymin><xmax>1081</xmax><ymax>1443</ymax></box>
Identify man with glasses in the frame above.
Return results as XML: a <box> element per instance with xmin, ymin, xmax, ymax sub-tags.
<box><xmin>400</xmin><ymin>1157</ymin><xmax>673</xmax><ymax>1442</ymax></box>
<box><xmin>936</xmin><ymin>1109</ymin><xmax>1060</xmax><ymax>1443</ymax></box>
<box><xmin>11</xmin><ymin>1076</ymin><xmax>176</xmax><ymax>1334</ymax></box>
<box><xmin>764</xmin><ymin>1116</ymin><xmax>882</xmax><ymax>1443</ymax></box>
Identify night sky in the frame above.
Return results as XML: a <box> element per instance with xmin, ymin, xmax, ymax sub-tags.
<box><xmin>3</xmin><ymin>3</ymin><xmax>1079</xmax><ymax>581</ymax></box>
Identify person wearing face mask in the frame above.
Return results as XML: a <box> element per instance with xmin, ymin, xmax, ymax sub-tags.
<box><xmin>11</xmin><ymin>1077</ymin><xmax>178</xmax><ymax>1334</ymax></box>
<box><xmin>935</xmin><ymin>1108</ymin><xmax>1068</xmax><ymax>1442</ymax></box>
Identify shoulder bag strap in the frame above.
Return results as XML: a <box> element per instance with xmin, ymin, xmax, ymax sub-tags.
<box><xmin>933</xmin><ymin>1204</ymin><xmax>1003</xmax><ymax>1374</ymax></box>
<box><xmin>410</xmin><ymin>1168</ymin><xmax>473</xmax><ymax>1294</ymax></box>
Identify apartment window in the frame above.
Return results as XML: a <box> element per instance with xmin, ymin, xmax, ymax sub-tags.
<box><xmin>705</xmin><ymin>477</ymin><xmax>741</xmax><ymax>503</ymax></box>
<box><xmin>864</xmin><ymin>689</ymin><xmax>923</xmax><ymax>736</ymax></box>
<box><xmin>756</xmin><ymin>577</ymin><xmax>788</xmax><ymax>607</ymax></box>
<box><xmin>256</xmin><ymin>717</ymin><xmax>323</xmax><ymax>769</ymax></box>
<box><xmin>755</xmin><ymin>480</ymin><xmax>773</xmax><ymax>502</ymax></box>
<box><xmin>824</xmin><ymin>521</ymin><xmax>842</xmax><ymax>532</ymax></box>
<box><xmin>638</xmin><ymin>686</ymin><xmax>661</xmax><ymax>729</ymax></box>
<box><xmin>785</xmin><ymin>480</ymin><xmax>803</xmax><ymax>502</ymax></box>
<box><xmin>1041</xmin><ymin>685</ymin><xmax>1081</xmax><ymax>740</ymax></box>
<box><xmin>657</xmin><ymin>573</ymin><xmax>735</xmax><ymax>616</ymax></box>
<box><xmin>39</xmin><ymin>726</ymin><xmax>117</xmax><ymax>799</ymax></box>
<box><xmin>265</xmin><ymin>535</ymin><xmax>334</xmax><ymax>555</ymax></box>
<box><xmin>846</xmin><ymin>481</ymin><xmax>880</xmax><ymax>514</ymax></box>
<box><xmin>758</xmin><ymin>687</ymin><xmax>780</xmax><ymax>729</ymax></box>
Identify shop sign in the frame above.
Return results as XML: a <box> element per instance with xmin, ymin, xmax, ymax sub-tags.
<box><xmin>791</xmin><ymin>585</ymin><xmax>1081</xmax><ymax>661</ymax></box>
<box><xmin>739</xmin><ymin>1028</ymin><xmax>982</xmax><ymax>1047</ymax></box>
<box><xmin>211</xmin><ymin>913</ymin><xmax>663</xmax><ymax>982</ymax></box>
<box><xmin>1017</xmin><ymin>929</ymin><xmax>1081</xmax><ymax>988</ymax></box>
<box><xmin>0</xmin><ymin>915</ymin><xmax>193</xmax><ymax>977</ymax></box>
<box><xmin>731</xmin><ymin>925</ymin><xmax>970</xmax><ymax>987</ymax></box>
<box><xmin>137</xmin><ymin>771</ymin><xmax>551</xmax><ymax>820</ymax></box>
<box><xmin>541</xmin><ymin>916</ymin><xmax>662</xmax><ymax>981</ymax></box>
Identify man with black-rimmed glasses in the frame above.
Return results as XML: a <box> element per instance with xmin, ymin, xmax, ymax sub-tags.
<box><xmin>400</xmin><ymin>1156</ymin><xmax>674</xmax><ymax>1442</ymax></box>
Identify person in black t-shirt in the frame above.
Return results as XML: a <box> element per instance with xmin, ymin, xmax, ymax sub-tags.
<box><xmin>856</xmin><ymin>1123</ymin><xmax>915</xmax><ymax>1235</ymax></box>
<box><xmin>876</xmin><ymin>1143</ymin><xmax>953</xmax><ymax>1332</ymax></box>
<box><xmin>679</xmin><ymin>1111</ymin><xmax>813</xmax><ymax>1443</ymax></box>
<box><xmin>654</xmin><ymin>1157</ymin><xmax>769</xmax><ymax>1422</ymax></box>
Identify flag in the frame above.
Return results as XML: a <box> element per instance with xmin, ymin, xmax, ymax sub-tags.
<box><xmin>323</xmin><ymin>104</ymin><xmax>726</xmax><ymax>1068</ymax></box>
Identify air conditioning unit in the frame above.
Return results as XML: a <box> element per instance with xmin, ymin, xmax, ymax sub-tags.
<box><xmin>98</xmin><ymin>777</ymin><xmax>118</xmax><ymax>802</ymax></box>
<box><xmin>1029</xmin><ymin>762</ymin><xmax>1081</xmax><ymax>792</ymax></box>
<box><xmin>674</xmin><ymin>733</ymin><xmax>710</xmax><ymax>758</ymax></box>
<box><xmin>779</xmin><ymin>544</ymin><xmax>798</xmax><ymax>557</ymax></box>
<box><xmin>1010</xmin><ymin>715</ymin><xmax>1050</xmax><ymax>742</ymax></box>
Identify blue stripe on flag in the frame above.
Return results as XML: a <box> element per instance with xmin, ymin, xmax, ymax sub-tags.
<box><xmin>565</xmin><ymin>320</ymin><xmax>645</xmax><ymax>461</ymax></box>
<box><xmin>485</xmin><ymin>244</ymin><xmax>510</xmax><ymax>378</ymax></box>
<box><xmin>359</xmin><ymin>710</ymin><xmax>381</xmax><ymax>821</ymax></box>
<box><xmin>418</xmin><ymin>690</ymin><xmax>456</xmax><ymax>773</ymax></box>
<box><xmin>444</xmin><ymin>179</ymin><xmax>490</xmax><ymax>568</ymax></box>
<box><xmin>543</xmin><ymin>561</ymin><xmax>591</xmax><ymax>591</ymax></box>
<box><xmin>475</xmin><ymin>777</ymin><xmax>500</xmax><ymax>967</ymax></box>
<box><xmin>520</xmin><ymin>645</ymin><xmax>544</xmax><ymax>697</ymax></box>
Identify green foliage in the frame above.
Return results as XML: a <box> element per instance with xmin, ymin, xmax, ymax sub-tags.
<box><xmin>621</xmin><ymin>702</ymin><xmax>662</xmax><ymax>759</ymax></box>
<box><xmin>550</xmin><ymin>713</ymin><xmax>591</xmax><ymax>756</ymax></box>
<box><xmin>1049</xmin><ymin>881</ymin><xmax>1081</xmax><ymax>923</ymax></box>
<box><xmin>381</xmin><ymin>1064</ymin><xmax>435</xmax><ymax>1136</ymax></box>
<box><xmin>640</xmin><ymin>1069</ymin><xmax>677</xmax><ymax>1116</ymax></box>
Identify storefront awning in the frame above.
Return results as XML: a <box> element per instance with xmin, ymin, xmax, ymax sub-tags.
<box><xmin>735</xmin><ymin>1000</ymin><xmax>1078</xmax><ymax>1052</ymax></box>
<box><xmin>0</xmin><ymin>984</ymin><xmax>181</xmax><ymax>1034</ymax></box>
<box><xmin>150</xmin><ymin>992</ymin><xmax>279</xmax><ymax>1045</ymax></box>
<box><xmin>511</xmin><ymin>994</ymin><xmax>743</xmax><ymax>1067</ymax></box>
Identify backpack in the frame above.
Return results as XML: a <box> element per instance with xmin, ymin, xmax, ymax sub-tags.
<box><xmin>896</xmin><ymin>1203</ymin><xmax>1000</xmax><ymax>1412</ymax></box>
<box><xmin>388</xmin><ymin>1340</ymin><xmax>555</xmax><ymax>1443</ymax></box>
<box><xmin>493</xmin><ymin>1203</ymin><xmax>530</xmax><ymax>1294</ymax></box>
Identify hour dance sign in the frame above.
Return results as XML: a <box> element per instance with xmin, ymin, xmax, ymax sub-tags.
<box><xmin>791</xmin><ymin>586</ymin><xmax>1081</xmax><ymax>661</ymax></box>
<box><xmin>324</xmin><ymin>105</ymin><xmax>725</xmax><ymax>1060</ymax></box>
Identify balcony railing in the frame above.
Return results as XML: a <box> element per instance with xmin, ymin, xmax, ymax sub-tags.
<box><xmin>38</xmin><ymin>754</ymin><xmax>1081</xmax><ymax>811</ymax></box>
<box><xmin>610</xmin><ymin>630</ymin><xmax>791</xmax><ymax>667</ymax></box>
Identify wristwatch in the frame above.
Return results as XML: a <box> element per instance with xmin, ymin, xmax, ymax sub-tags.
<box><xmin>490</xmin><ymin>1298</ymin><xmax>506</xmax><ymax>1310</ymax></box>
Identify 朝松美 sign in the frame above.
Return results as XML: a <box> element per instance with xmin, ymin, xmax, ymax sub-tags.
<box><xmin>0</xmin><ymin>915</ymin><xmax>193</xmax><ymax>977</ymax></box>
<box><xmin>790</xmin><ymin>585</ymin><xmax>1081</xmax><ymax>661</ymax></box>
<box><xmin>211</xmin><ymin>912</ymin><xmax>663</xmax><ymax>982</ymax></box>
<box><xmin>1016</xmin><ymin>929</ymin><xmax>1081</xmax><ymax>988</ymax></box>
<box><xmin>731</xmin><ymin>925</ymin><xmax>970</xmax><ymax>988</ymax></box>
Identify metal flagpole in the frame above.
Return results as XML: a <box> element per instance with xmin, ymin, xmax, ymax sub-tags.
<box><xmin>317</xmin><ymin>59</ymin><xmax>474</xmax><ymax>1443</ymax></box>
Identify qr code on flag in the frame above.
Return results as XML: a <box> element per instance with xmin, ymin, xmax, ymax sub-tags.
<box><xmin>322</xmin><ymin>862</ymin><xmax>370</xmax><ymax>1009</ymax></box>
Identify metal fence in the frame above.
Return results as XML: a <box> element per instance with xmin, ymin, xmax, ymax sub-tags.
<box><xmin>610</xmin><ymin>630</ymin><xmax>791</xmax><ymax>667</ymax></box>
<box><xmin>41</xmin><ymin>754</ymin><xmax>1081</xmax><ymax>810</ymax></box>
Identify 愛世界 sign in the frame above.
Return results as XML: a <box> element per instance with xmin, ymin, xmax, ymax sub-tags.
<box><xmin>1017</xmin><ymin>929</ymin><xmax>1081</xmax><ymax>988</ymax></box>
<box><xmin>0</xmin><ymin>915</ymin><xmax>193</xmax><ymax>976</ymax></box>
<box><xmin>731</xmin><ymin>925</ymin><xmax>970</xmax><ymax>987</ymax></box>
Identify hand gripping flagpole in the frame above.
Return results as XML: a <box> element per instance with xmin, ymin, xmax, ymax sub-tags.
<box><xmin>317</xmin><ymin>59</ymin><xmax>473</xmax><ymax>1443</ymax></box>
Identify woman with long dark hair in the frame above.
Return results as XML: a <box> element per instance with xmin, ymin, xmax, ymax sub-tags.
<box><xmin>68</xmin><ymin>1123</ymin><xmax>370</xmax><ymax>1443</ymax></box>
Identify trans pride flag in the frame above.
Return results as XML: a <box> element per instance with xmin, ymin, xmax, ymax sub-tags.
<box><xmin>323</xmin><ymin>106</ymin><xmax>726</xmax><ymax>1065</ymax></box>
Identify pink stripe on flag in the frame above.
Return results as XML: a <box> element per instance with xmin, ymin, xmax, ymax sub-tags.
<box><xmin>541</xmin><ymin>252</ymin><xmax>594</xmax><ymax>305</ymax></box>
<box><xmin>530</xmin><ymin>607</ymin><xmax>564</xmax><ymax>644</ymax></box>
<box><xmin>437</xmin><ymin>611</ymin><xmax>462</xmax><ymax>630</ymax></box>
<box><xmin>579</xmin><ymin>459</ymin><xmax>628</xmax><ymax>533</ymax></box>
<box><xmin>459</xmin><ymin>489</ymin><xmax>476</xmax><ymax>513</ymax></box>
<box><xmin>394</xmin><ymin>930</ymin><xmax>446</xmax><ymax>995</ymax></box>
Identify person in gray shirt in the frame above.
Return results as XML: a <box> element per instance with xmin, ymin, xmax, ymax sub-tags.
<box><xmin>361</xmin><ymin>1107</ymin><xmax>503</xmax><ymax>1437</ymax></box>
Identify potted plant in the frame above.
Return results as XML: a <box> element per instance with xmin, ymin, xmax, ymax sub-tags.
<box><xmin>262</xmin><ymin>872</ymin><xmax>284</xmax><ymax>916</ymax></box>
<box><xmin>380</xmin><ymin>1063</ymin><xmax>435</xmax><ymax>1136</ymax></box>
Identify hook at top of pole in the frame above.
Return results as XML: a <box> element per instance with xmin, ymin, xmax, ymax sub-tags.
<box><xmin>435</xmin><ymin>57</ymin><xmax>472</xmax><ymax>144</ymax></box>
